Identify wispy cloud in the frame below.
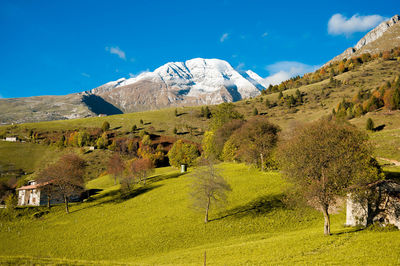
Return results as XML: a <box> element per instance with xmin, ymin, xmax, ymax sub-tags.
<box><xmin>220</xmin><ymin>33</ymin><xmax>229</xmax><ymax>42</ymax></box>
<box><xmin>235</xmin><ymin>62</ymin><xmax>245</xmax><ymax>70</ymax></box>
<box><xmin>328</xmin><ymin>13</ymin><xmax>386</xmax><ymax>36</ymax></box>
<box><xmin>81</xmin><ymin>72</ymin><xmax>90</xmax><ymax>78</ymax></box>
<box><xmin>261</xmin><ymin>32</ymin><xmax>268</xmax><ymax>37</ymax></box>
<box><xmin>105</xmin><ymin>46</ymin><xmax>126</xmax><ymax>60</ymax></box>
<box><xmin>129</xmin><ymin>69</ymin><xmax>150</xmax><ymax>79</ymax></box>
<box><xmin>264</xmin><ymin>61</ymin><xmax>320</xmax><ymax>86</ymax></box>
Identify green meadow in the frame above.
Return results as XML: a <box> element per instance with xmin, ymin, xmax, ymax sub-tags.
<box><xmin>1</xmin><ymin>163</ymin><xmax>399</xmax><ymax>265</ymax></box>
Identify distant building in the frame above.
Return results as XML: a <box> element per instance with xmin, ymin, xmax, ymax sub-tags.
<box><xmin>17</xmin><ymin>180</ymin><xmax>81</xmax><ymax>206</ymax></box>
<box><xmin>346</xmin><ymin>180</ymin><xmax>400</xmax><ymax>228</ymax></box>
<box><xmin>98</xmin><ymin>114</ymin><xmax>107</xmax><ymax>117</ymax></box>
<box><xmin>89</xmin><ymin>146</ymin><xmax>96</xmax><ymax>151</ymax></box>
<box><xmin>5</xmin><ymin>137</ymin><xmax>17</xmax><ymax>142</ymax></box>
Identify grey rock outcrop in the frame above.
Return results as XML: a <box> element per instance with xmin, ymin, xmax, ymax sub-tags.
<box><xmin>327</xmin><ymin>15</ymin><xmax>400</xmax><ymax>65</ymax></box>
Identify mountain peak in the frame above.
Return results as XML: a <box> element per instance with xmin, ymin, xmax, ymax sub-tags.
<box><xmin>89</xmin><ymin>58</ymin><xmax>265</xmax><ymax>112</ymax></box>
<box><xmin>327</xmin><ymin>14</ymin><xmax>400</xmax><ymax>64</ymax></box>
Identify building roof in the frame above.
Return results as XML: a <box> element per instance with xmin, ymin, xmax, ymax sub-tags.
<box><xmin>17</xmin><ymin>181</ymin><xmax>51</xmax><ymax>190</ymax></box>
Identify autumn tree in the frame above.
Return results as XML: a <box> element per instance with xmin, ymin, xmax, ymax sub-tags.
<box><xmin>224</xmin><ymin>117</ymin><xmax>280</xmax><ymax>170</ymax></box>
<box><xmin>190</xmin><ymin>158</ymin><xmax>231</xmax><ymax>223</ymax></box>
<box><xmin>107</xmin><ymin>153</ymin><xmax>125</xmax><ymax>185</ymax></box>
<box><xmin>209</xmin><ymin>103</ymin><xmax>243</xmax><ymax>130</ymax></box>
<box><xmin>278</xmin><ymin>119</ymin><xmax>379</xmax><ymax>235</ymax></box>
<box><xmin>202</xmin><ymin>119</ymin><xmax>244</xmax><ymax>160</ymax></box>
<box><xmin>122</xmin><ymin>158</ymin><xmax>154</xmax><ymax>190</ymax></box>
<box><xmin>39</xmin><ymin>154</ymin><xmax>86</xmax><ymax>213</ymax></box>
<box><xmin>168</xmin><ymin>140</ymin><xmax>200</xmax><ymax>168</ymax></box>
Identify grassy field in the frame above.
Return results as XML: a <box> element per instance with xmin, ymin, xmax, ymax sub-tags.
<box><xmin>1</xmin><ymin>163</ymin><xmax>399</xmax><ymax>265</ymax></box>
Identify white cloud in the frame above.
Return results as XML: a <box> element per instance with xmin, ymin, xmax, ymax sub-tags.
<box><xmin>328</xmin><ymin>13</ymin><xmax>386</xmax><ymax>36</ymax></box>
<box><xmin>81</xmin><ymin>72</ymin><xmax>90</xmax><ymax>78</ymax></box>
<box><xmin>105</xmin><ymin>46</ymin><xmax>126</xmax><ymax>60</ymax></box>
<box><xmin>220</xmin><ymin>33</ymin><xmax>229</xmax><ymax>42</ymax></box>
<box><xmin>263</xmin><ymin>61</ymin><xmax>320</xmax><ymax>86</ymax></box>
<box><xmin>261</xmin><ymin>32</ymin><xmax>268</xmax><ymax>37</ymax></box>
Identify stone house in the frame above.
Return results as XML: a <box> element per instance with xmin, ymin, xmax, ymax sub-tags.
<box><xmin>346</xmin><ymin>180</ymin><xmax>400</xmax><ymax>228</ymax></box>
<box><xmin>17</xmin><ymin>180</ymin><xmax>81</xmax><ymax>206</ymax></box>
<box><xmin>5</xmin><ymin>137</ymin><xmax>17</xmax><ymax>142</ymax></box>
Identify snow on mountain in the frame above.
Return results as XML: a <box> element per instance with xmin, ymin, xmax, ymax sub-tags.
<box><xmin>113</xmin><ymin>58</ymin><xmax>266</xmax><ymax>97</ymax></box>
<box><xmin>90</xmin><ymin>58</ymin><xmax>266</xmax><ymax>111</ymax></box>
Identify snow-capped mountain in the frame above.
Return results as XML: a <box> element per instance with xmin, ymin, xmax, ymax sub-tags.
<box><xmin>88</xmin><ymin>58</ymin><xmax>265</xmax><ymax>112</ymax></box>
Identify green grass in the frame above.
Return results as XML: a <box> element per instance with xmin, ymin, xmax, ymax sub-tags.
<box><xmin>0</xmin><ymin>141</ymin><xmax>59</xmax><ymax>173</ymax></box>
<box><xmin>1</xmin><ymin>163</ymin><xmax>399</xmax><ymax>265</ymax></box>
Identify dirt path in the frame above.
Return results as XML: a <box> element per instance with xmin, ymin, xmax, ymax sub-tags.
<box><xmin>378</xmin><ymin>157</ymin><xmax>400</xmax><ymax>166</ymax></box>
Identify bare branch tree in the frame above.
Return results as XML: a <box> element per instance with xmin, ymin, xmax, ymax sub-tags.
<box><xmin>190</xmin><ymin>158</ymin><xmax>232</xmax><ymax>223</ymax></box>
<box><xmin>40</xmin><ymin>154</ymin><xmax>86</xmax><ymax>213</ymax></box>
<box><xmin>107</xmin><ymin>153</ymin><xmax>125</xmax><ymax>185</ymax></box>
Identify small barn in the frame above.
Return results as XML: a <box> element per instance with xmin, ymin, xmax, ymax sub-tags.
<box><xmin>346</xmin><ymin>180</ymin><xmax>400</xmax><ymax>228</ymax></box>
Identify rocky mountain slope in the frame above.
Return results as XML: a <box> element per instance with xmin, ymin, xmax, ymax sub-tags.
<box><xmin>88</xmin><ymin>58</ymin><xmax>264</xmax><ymax>113</ymax></box>
<box><xmin>0</xmin><ymin>59</ymin><xmax>264</xmax><ymax>124</ymax></box>
<box><xmin>328</xmin><ymin>14</ymin><xmax>400</xmax><ymax>64</ymax></box>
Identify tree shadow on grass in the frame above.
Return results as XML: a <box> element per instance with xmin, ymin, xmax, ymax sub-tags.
<box><xmin>212</xmin><ymin>194</ymin><xmax>285</xmax><ymax>221</ymax></box>
<box><xmin>332</xmin><ymin>227</ymin><xmax>365</xmax><ymax>236</ymax></box>
<box><xmin>146</xmin><ymin>171</ymin><xmax>185</xmax><ymax>185</ymax></box>
<box><xmin>71</xmin><ymin>185</ymin><xmax>162</xmax><ymax>213</ymax></box>
<box><xmin>384</xmin><ymin>170</ymin><xmax>400</xmax><ymax>182</ymax></box>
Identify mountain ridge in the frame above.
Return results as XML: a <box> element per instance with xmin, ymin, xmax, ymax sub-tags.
<box><xmin>327</xmin><ymin>14</ymin><xmax>400</xmax><ymax>64</ymax></box>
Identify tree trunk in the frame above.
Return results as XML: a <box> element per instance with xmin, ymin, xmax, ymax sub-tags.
<box><xmin>203</xmin><ymin>250</ymin><xmax>207</xmax><ymax>266</ymax></box>
<box><xmin>114</xmin><ymin>176</ymin><xmax>117</xmax><ymax>185</ymax></box>
<box><xmin>322</xmin><ymin>205</ymin><xmax>330</xmax><ymax>235</ymax></box>
<box><xmin>64</xmin><ymin>195</ymin><xmax>69</xmax><ymax>214</ymax></box>
<box><xmin>205</xmin><ymin>197</ymin><xmax>211</xmax><ymax>223</ymax></box>
<box><xmin>47</xmin><ymin>196</ymin><xmax>51</xmax><ymax>209</ymax></box>
<box><xmin>260</xmin><ymin>153</ymin><xmax>264</xmax><ymax>172</ymax></box>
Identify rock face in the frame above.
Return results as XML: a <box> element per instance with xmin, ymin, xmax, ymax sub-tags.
<box><xmin>327</xmin><ymin>15</ymin><xmax>400</xmax><ymax>64</ymax></box>
<box><xmin>88</xmin><ymin>58</ymin><xmax>264</xmax><ymax>113</ymax></box>
<box><xmin>346</xmin><ymin>180</ymin><xmax>400</xmax><ymax>228</ymax></box>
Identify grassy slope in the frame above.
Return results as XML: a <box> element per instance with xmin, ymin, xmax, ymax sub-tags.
<box><xmin>1</xmin><ymin>163</ymin><xmax>399</xmax><ymax>265</ymax></box>
<box><xmin>0</xmin><ymin>141</ymin><xmax>59</xmax><ymax>173</ymax></box>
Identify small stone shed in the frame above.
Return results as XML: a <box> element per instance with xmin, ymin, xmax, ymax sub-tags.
<box><xmin>17</xmin><ymin>180</ymin><xmax>52</xmax><ymax>206</ymax></box>
<box><xmin>17</xmin><ymin>180</ymin><xmax>81</xmax><ymax>206</ymax></box>
<box><xmin>346</xmin><ymin>180</ymin><xmax>400</xmax><ymax>228</ymax></box>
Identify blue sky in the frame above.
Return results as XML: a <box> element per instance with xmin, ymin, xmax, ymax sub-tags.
<box><xmin>0</xmin><ymin>0</ymin><xmax>398</xmax><ymax>98</ymax></box>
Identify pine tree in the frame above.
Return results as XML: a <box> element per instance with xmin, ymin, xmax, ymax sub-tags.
<box><xmin>278</xmin><ymin>91</ymin><xmax>283</xmax><ymax>101</ymax></box>
<box><xmin>102</xmin><ymin>121</ymin><xmax>110</xmax><ymax>132</ymax></box>
<box><xmin>366</xmin><ymin>118</ymin><xmax>374</xmax><ymax>131</ymax></box>
<box><xmin>204</xmin><ymin>106</ymin><xmax>211</xmax><ymax>119</ymax></box>
<box><xmin>252</xmin><ymin>107</ymin><xmax>259</xmax><ymax>116</ymax></box>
